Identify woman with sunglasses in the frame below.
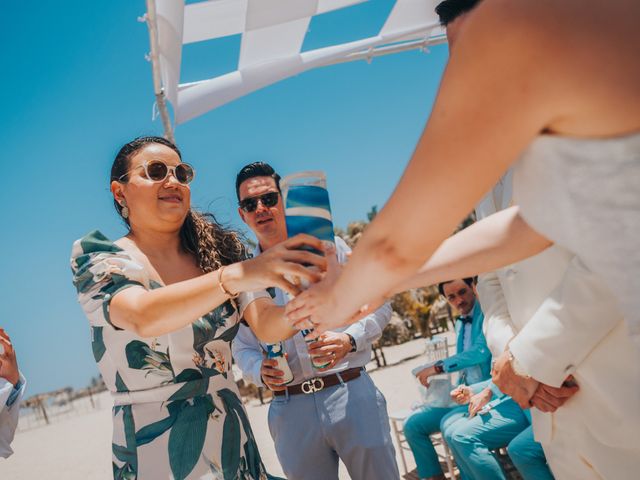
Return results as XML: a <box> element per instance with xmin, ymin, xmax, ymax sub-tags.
<box><xmin>70</xmin><ymin>136</ymin><xmax>324</xmax><ymax>479</ymax></box>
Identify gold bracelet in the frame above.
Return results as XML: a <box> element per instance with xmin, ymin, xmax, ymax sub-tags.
<box><xmin>218</xmin><ymin>265</ymin><xmax>239</xmax><ymax>299</ymax></box>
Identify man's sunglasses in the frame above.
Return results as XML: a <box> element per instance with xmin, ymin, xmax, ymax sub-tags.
<box><xmin>119</xmin><ymin>160</ymin><xmax>195</xmax><ymax>185</ymax></box>
<box><xmin>239</xmin><ymin>191</ymin><xmax>279</xmax><ymax>212</ymax></box>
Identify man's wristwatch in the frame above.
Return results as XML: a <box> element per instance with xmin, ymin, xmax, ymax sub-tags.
<box><xmin>434</xmin><ymin>360</ymin><xmax>444</xmax><ymax>374</ymax></box>
<box><xmin>347</xmin><ymin>334</ymin><xmax>357</xmax><ymax>353</ymax></box>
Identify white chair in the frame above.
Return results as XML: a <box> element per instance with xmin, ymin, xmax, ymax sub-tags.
<box><xmin>389</xmin><ymin>409</ymin><xmax>457</xmax><ymax>479</ymax></box>
<box><xmin>390</xmin><ymin>337</ymin><xmax>457</xmax><ymax>478</ymax></box>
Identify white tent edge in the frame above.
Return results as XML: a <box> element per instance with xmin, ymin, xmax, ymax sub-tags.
<box><xmin>144</xmin><ymin>0</ymin><xmax>447</xmax><ymax>141</ymax></box>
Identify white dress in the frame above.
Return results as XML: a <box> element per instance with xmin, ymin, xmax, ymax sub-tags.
<box><xmin>511</xmin><ymin>133</ymin><xmax>640</xmax><ymax>479</ymax></box>
<box><xmin>513</xmin><ymin>132</ymin><xmax>640</xmax><ymax>348</ymax></box>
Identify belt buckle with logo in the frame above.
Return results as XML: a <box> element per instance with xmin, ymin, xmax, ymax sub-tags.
<box><xmin>301</xmin><ymin>377</ymin><xmax>325</xmax><ymax>394</ymax></box>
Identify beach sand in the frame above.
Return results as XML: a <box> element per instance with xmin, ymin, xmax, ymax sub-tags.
<box><xmin>3</xmin><ymin>336</ymin><xmax>454</xmax><ymax>479</ymax></box>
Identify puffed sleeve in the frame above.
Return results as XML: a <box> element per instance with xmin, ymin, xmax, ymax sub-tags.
<box><xmin>71</xmin><ymin>230</ymin><xmax>148</xmax><ymax>329</ymax></box>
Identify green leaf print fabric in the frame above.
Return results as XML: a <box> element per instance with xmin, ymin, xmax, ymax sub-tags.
<box><xmin>70</xmin><ymin>230</ymin><xmax>279</xmax><ymax>479</ymax></box>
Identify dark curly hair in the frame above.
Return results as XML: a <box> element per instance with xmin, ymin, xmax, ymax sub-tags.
<box><xmin>111</xmin><ymin>136</ymin><xmax>247</xmax><ymax>272</ymax></box>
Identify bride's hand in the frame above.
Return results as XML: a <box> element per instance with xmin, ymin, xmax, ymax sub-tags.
<box><xmin>285</xmin><ymin>243</ymin><xmax>375</xmax><ymax>335</ymax></box>
<box><xmin>225</xmin><ymin>234</ymin><xmax>327</xmax><ymax>297</ymax></box>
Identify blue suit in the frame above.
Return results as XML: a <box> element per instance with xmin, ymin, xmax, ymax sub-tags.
<box><xmin>404</xmin><ymin>301</ymin><xmax>492</xmax><ymax>479</ymax></box>
<box><xmin>443</xmin><ymin>303</ymin><xmax>492</xmax><ymax>385</ymax></box>
<box><xmin>441</xmin><ymin>385</ymin><xmax>553</xmax><ymax>480</ymax></box>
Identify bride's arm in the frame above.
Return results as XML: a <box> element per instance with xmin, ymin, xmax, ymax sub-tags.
<box><xmin>389</xmin><ymin>207</ymin><xmax>552</xmax><ymax>294</ymax></box>
<box><xmin>286</xmin><ymin>1</ymin><xmax>566</xmax><ymax>330</ymax></box>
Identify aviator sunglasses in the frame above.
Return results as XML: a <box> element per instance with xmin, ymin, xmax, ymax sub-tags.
<box><xmin>239</xmin><ymin>191</ymin><xmax>280</xmax><ymax>212</ymax></box>
<box><xmin>119</xmin><ymin>160</ymin><xmax>195</xmax><ymax>185</ymax></box>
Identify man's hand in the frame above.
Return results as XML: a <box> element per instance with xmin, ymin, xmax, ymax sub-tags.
<box><xmin>0</xmin><ymin>329</ymin><xmax>19</xmax><ymax>387</ymax></box>
<box><xmin>307</xmin><ymin>332</ymin><xmax>352</xmax><ymax>372</ymax></box>
<box><xmin>468</xmin><ymin>387</ymin><xmax>493</xmax><ymax>417</ymax></box>
<box><xmin>260</xmin><ymin>358</ymin><xmax>288</xmax><ymax>392</ymax></box>
<box><xmin>415</xmin><ymin>365</ymin><xmax>438</xmax><ymax>387</ymax></box>
<box><xmin>492</xmin><ymin>350</ymin><xmax>539</xmax><ymax>409</ymax></box>
<box><xmin>450</xmin><ymin>385</ymin><xmax>473</xmax><ymax>405</ymax></box>
<box><xmin>530</xmin><ymin>376</ymin><xmax>579</xmax><ymax>412</ymax></box>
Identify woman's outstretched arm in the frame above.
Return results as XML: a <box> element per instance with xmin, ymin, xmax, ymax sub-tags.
<box><xmin>285</xmin><ymin>0</ymin><xmax>584</xmax><ymax>332</ymax></box>
<box><xmin>109</xmin><ymin>234</ymin><xmax>326</xmax><ymax>337</ymax></box>
<box><xmin>389</xmin><ymin>207</ymin><xmax>552</xmax><ymax>293</ymax></box>
<box><xmin>286</xmin><ymin>207</ymin><xmax>552</xmax><ymax>328</ymax></box>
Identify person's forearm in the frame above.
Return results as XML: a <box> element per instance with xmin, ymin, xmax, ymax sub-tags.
<box><xmin>110</xmin><ymin>267</ymin><xmax>233</xmax><ymax>337</ymax></box>
<box><xmin>389</xmin><ymin>207</ymin><xmax>552</xmax><ymax>294</ymax></box>
<box><xmin>245</xmin><ymin>300</ymin><xmax>298</xmax><ymax>344</ymax></box>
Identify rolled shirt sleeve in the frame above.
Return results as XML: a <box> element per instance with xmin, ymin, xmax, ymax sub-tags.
<box><xmin>232</xmin><ymin>324</ymin><xmax>266</xmax><ymax>388</ymax></box>
<box><xmin>343</xmin><ymin>302</ymin><xmax>392</xmax><ymax>352</ymax></box>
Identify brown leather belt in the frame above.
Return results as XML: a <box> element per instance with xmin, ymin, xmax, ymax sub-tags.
<box><xmin>273</xmin><ymin>367</ymin><xmax>363</xmax><ymax>396</ymax></box>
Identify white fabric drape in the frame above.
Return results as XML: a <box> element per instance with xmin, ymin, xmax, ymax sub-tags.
<box><xmin>150</xmin><ymin>0</ymin><xmax>444</xmax><ymax>125</ymax></box>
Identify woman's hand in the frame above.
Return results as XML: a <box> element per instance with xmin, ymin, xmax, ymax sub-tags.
<box><xmin>285</xmin><ymin>243</ymin><xmax>358</xmax><ymax>334</ymax></box>
<box><xmin>226</xmin><ymin>234</ymin><xmax>328</xmax><ymax>297</ymax></box>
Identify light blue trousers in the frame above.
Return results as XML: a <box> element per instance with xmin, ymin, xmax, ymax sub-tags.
<box><xmin>508</xmin><ymin>425</ymin><xmax>554</xmax><ymax>480</ymax></box>
<box><xmin>442</xmin><ymin>398</ymin><xmax>553</xmax><ymax>480</ymax></box>
<box><xmin>403</xmin><ymin>405</ymin><xmax>468</xmax><ymax>478</ymax></box>
<box><xmin>267</xmin><ymin>372</ymin><xmax>399</xmax><ymax>480</ymax></box>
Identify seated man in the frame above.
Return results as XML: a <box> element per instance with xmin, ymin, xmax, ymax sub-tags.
<box><xmin>442</xmin><ymin>380</ymin><xmax>553</xmax><ymax>480</ymax></box>
<box><xmin>1</xmin><ymin>328</ymin><xmax>25</xmax><ymax>459</ymax></box>
<box><xmin>232</xmin><ymin>162</ymin><xmax>398</xmax><ymax>480</ymax></box>
<box><xmin>404</xmin><ymin>278</ymin><xmax>491</xmax><ymax>480</ymax></box>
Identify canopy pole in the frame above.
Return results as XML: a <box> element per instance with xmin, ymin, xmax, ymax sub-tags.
<box><xmin>145</xmin><ymin>0</ymin><xmax>175</xmax><ymax>143</ymax></box>
<box><xmin>330</xmin><ymin>36</ymin><xmax>447</xmax><ymax>66</ymax></box>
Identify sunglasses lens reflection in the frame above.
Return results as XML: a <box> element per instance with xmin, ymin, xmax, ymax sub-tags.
<box><xmin>176</xmin><ymin>164</ymin><xmax>194</xmax><ymax>184</ymax></box>
<box><xmin>145</xmin><ymin>161</ymin><xmax>194</xmax><ymax>185</ymax></box>
<box><xmin>147</xmin><ymin>161</ymin><xmax>169</xmax><ymax>181</ymax></box>
<box><xmin>241</xmin><ymin>192</ymin><xmax>278</xmax><ymax>212</ymax></box>
<box><xmin>262</xmin><ymin>192</ymin><xmax>278</xmax><ymax>207</ymax></box>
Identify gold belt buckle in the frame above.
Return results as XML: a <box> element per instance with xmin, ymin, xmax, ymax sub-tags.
<box><xmin>301</xmin><ymin>377</ymin><xmax>325</xmax><ymax>394</ymax></box>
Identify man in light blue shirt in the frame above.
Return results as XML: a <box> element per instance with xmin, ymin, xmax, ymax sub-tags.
<box><xmin>232</xmin><ymin>162</ymin><xmax>399</xmax><ymax>480</ymax></box>
<box><xmin>1</xmin><ymin>328</ymin><xmax>25</xmax><ymax>459</ymax></box>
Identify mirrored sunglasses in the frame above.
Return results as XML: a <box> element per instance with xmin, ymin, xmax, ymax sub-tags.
<box><xmin>239</xmin><ymin>191</ymin><xmax>279</xmax><ymax>212</ymax></box>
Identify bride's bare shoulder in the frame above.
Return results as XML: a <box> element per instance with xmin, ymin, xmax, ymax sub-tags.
<box><xmin>471</xmin><ymin>0</ymin><xmax>638</xmax><ymax>46</ymax></box>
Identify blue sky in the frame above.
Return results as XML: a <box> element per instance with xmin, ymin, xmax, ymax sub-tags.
<box><xmin>0</xmin><ymin>1</ymin><xmax>448</xmax><ymax>395</ymax></box>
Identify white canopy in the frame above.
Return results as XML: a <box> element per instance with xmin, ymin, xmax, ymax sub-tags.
<box><xmin>144</xmin><ymin>0</ymin><xmax>446</xmax><ymax>138</ymax></box>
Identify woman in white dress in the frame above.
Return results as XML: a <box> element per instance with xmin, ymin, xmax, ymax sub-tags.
<box><xmin>286</xmin><ymin>1</ymin><xmax>640</xmax><ymax>478</ymax></box>
<box><xmin>287</xmin><ymin>0</ymin><xmax>640</xmax><ymax>368</ymax></box>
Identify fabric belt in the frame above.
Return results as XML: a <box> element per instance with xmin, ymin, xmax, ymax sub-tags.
<box><xmin>273</xmin><ymin>367</ymin><xmax>362</xmax><ymax>397</ymax></box>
